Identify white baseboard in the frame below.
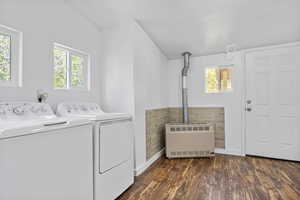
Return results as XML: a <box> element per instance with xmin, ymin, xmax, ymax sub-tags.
<box><xmin>215</xmin><ymin>148</ymin><xmax>244</xmax><ymax>156</ymax></box>
<box><xmin>214</xmin><ymin>148</ymin><xmax>227</xmax><ymax>154</ymax></box>
<box><xmin>134</xmin><ymin>148</ymin><xmax>165</xmax><ymax>176</ymax></box>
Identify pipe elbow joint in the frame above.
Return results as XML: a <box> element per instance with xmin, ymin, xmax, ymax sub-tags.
<box><xmin>181</xmin><ymin>68</ymin><xmax>189</xmax><ymax>76</ymax></box>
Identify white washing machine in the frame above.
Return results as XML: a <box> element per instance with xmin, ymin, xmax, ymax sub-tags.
<box><xmin>56</xmin><ymin>102</ymin><xmax>134</xmax><ymax>200</ymax></box>
<box><xmin>0</xmin><ymin>102</ymin><xmax>94</xmax><ymax>200</ymax></box>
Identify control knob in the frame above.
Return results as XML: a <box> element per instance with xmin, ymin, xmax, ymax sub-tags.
<box><xmin>13</xmin><ymin>106</ymin><xmax>25</xmax><ymax>115</ymax></box>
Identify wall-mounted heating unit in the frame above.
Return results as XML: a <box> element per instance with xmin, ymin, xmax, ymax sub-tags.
<box><xmin>165</xmin><ymin>52</ymin><xmax>215</xmax><ymax>158</ymax></box>
<box><xmin>165</xmin><ymin>123</ymin><xmax>215</xmax><ymax>158</ymax></box>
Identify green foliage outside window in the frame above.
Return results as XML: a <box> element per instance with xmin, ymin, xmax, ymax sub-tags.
<box><xmin>0</xmin><ymin>33</ymin><xmax>11</xmax><ymax>81</ymax></box>
<box><xmin>53</xmin><ymin>47</ymin><xmax>67</xmax><ymax>88</ymax></box>
<box><xmin>205</xmin><ymin>68</ymin><xmax>219</xmax><ymax>93</ymax></box>
<box><xmin>71</xmin><ymin>55</ymin><xmax>84</xmax><ymax>88</ymax></box>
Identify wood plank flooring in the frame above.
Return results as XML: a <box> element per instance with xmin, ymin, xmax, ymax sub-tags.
<box><xmin>118</xmin><ymin>155</ymin><xmax>300</xmax><ymax>200</ymax></box>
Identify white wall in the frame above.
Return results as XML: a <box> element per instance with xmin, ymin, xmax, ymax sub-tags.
<box><xmin>0</xmin><ymin>1</ymin><xmax>102</xmax><ymax>107</ymax></box>
<box><xmin>100</xmin><ymin>20</ymin><xmax>168</xmax><ymax>170</ymax></box>
<box><xmin>167</xmin><ymin>52</ymin><xmax>244</xmax><ymax>155</ymax></box>
<box><xmin>133</xmin><ymin>22</ymin><xmax>168</xmax><ymax>168</ymax></box>
<box><xmin>100</xmin><ymin>20</ymin><xmax>135</xmax><ymax>115</ymax></box>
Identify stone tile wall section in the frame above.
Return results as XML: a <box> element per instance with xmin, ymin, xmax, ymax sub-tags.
<box><xmin>146</xmin><ymin>107</ymin><xmax>225</xmax><ymax>160</ymax></box>
<box><xmin>145</xmin><ymin>108</ymin><xmax>169</xmax><ymax>160</ymax></box>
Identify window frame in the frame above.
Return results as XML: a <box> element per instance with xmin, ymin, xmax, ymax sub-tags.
<box><xmin>0</xmin><ymin>24</ymin><xmax>22</xmax><ymax>87</ymax></box>
<box><xmin>53</xmin><ymin>43</ymin><xmax>90</xmax><ymax>91</ymax></box>
<box><xmin>205</xmin><ymin>65</ymin><xmax>233</xmax><ymax>94</ymax></box>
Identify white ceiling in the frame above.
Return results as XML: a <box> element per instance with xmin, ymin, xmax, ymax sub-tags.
<box><xmin>66</xmin><ymin>0</ymin><xmax>300</xmax><ymax>59</ymax></box>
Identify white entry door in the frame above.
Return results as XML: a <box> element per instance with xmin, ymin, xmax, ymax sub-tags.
<box><xmin>245</xmin><ymin>44</ymin><xmax>300</xmax><ymax>161</ymax></box>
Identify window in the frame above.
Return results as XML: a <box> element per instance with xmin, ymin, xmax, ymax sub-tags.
<box><xmin>205</xmin><ymin>66</ymin><xmax>232</xmax><ymax>93</ymax></box>
<box><xmin>0</xmin><ymin>24</ymin><xmax>22</xmax><ymax>87</ymax></box>
<box><xmin>53</xmin><ymin>43</ymin><xmax>89</xmax><ymax>90</ymax></box>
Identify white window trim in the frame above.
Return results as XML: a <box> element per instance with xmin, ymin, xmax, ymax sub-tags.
<box><xmin>53</xmin><ymin>43</ymin><xmax>90</xmax><ymax>91</ymax></box>
<box><xmin>205</xmin><ymin>65</ymin><xmax>234</xmax><ymax>94</ymax></box>
<box><xmin>0</xmin><ymin>24</ymin><xmax>22</xmax><ymax>87</ymax></box>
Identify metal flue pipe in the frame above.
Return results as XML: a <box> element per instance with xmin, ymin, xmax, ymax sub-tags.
<box><xmin>181</xmin><ymin>52</ymin><xmax>192</xmax><ymax>124</ymax></box>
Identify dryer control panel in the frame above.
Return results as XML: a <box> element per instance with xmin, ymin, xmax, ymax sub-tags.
<box><xmin>57</xmin><ymin>102</ymin><xmax>103</xmax><ymax>116</ymax></box>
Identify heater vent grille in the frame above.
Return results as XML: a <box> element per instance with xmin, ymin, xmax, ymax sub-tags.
<box><xmin>170</xmin><ymin>126</ymin><xmax>210</xmax><ymax>133</ymax></box>
<box><xmin>165</xmin><ymin>123</ymin><xmax>215</xmax><ymax>158</ymax></box>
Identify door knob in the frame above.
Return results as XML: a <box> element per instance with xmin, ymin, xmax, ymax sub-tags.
<box><xmin>245</xmin><ymin>100</ymin><xmax>252</xmax><ymax>112</ymax></box>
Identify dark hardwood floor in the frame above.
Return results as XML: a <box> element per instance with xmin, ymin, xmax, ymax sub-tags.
<box><xmin>118</xmin><ymin>154</ymin><xmax>300</xmax><ymax>200</ymax></box>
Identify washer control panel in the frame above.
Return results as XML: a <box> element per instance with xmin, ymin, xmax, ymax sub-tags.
<box><xmin>0</xmin><ymin>102</ymin><xmax>55</xmax><ymax>120</ymax></box>
<box><xmin>57</xmin><ymin>102</ymin><xmax>103</xmax><ymax>116</ymax></box>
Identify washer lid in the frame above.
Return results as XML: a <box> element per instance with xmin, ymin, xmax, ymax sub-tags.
<box><xmin>0</xmin><ymin>121</ymin><xmax>42</xmax><ymax>138</ymax></box>
<box><xmin>0</xmin><ymin>117</ymin><xmax>91</xmax><ymax>140</ymax></box>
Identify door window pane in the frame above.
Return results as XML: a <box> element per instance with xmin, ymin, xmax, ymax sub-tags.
<box><xmin>0</xmin><ymin>33</ymin><xmax>11</xmax><ymax>81</ymax></box>
<box><xmin>71</xmin><ymin>55</ymin><xmax>84</xmax><ymax>88</ymax></box>
<box><xmin>220</xmin><ymin>68</ymin><xmax>232</xmax><ymax>91</ymax></box>
<box><xmin>53</xmin><ymin>47</ymin><xmax>67</xmax><ymax>89</ymax></box>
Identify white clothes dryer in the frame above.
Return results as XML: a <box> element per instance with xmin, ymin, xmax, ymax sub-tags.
<box><xmin>56</xmin><ymin>102</ymin><xmax>134</xmax><ymax>200</ymax></box>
